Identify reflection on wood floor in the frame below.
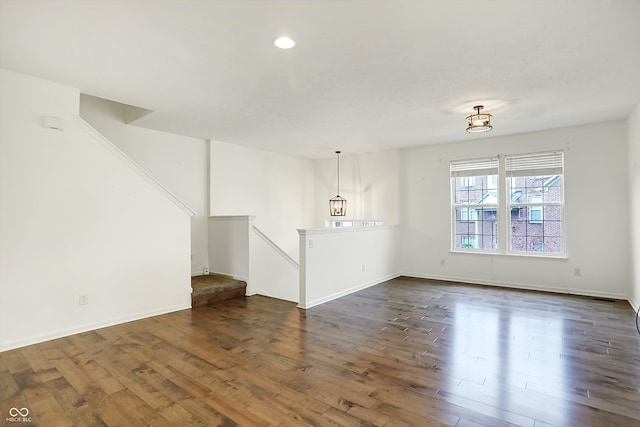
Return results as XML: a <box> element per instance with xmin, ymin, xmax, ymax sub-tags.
<box><xmin>1</xmin><ymin>277</ymin><xmax>639</xmax><ymax>426</ymax></box>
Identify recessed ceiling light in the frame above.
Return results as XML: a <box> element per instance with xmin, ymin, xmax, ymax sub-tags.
<box><xmin>274</xmin><ymin>37</ymin><xmax>295</xmax><ymax>49</ymax></box>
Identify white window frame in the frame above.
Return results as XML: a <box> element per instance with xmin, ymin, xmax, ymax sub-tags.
<box><xmin>450</xmin><ymin>151</ymin><xmax>566</xmax><ymax>258</ymax></box>
<box><xmin>505</xmin><ymin>151</ymin><xmax>565</xmax><ymax>257</ymax></box>
<box><xmin>450</xmin><ymin>157</ymin><xmax>499</xmax><ymax>253</ymax></box>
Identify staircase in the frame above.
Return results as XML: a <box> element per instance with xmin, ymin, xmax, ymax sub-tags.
<box><xmin>191</xmin><ymin>273</ymin><xmax>247</xmax><ymax>307</ymax></box>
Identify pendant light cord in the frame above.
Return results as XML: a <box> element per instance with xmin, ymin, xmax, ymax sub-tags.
<box><xmin>336</xmin><ymin>151</ymin><xmax>341</xmax><ymax>195</ymax></box>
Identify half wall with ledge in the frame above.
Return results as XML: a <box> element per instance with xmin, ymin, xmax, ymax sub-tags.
<box><xmin>298</xmin><ymin>223</ymin><xmax>401</xmax><ymax>309</ymax></box>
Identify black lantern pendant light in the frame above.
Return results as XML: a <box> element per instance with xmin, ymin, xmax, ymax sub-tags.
<box><xmin>329</xmin><ymin>151</ymin><xmax>347</xmax><ymax>216</ymax></box>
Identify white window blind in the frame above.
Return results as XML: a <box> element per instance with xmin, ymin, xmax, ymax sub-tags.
<box><xmin>505</xmin><ymin>151</ymin><xmax>563</xmax><ymax>177</ymax></box>
<box><xmin>450</xmin><ymin>157</ymin><xmax>499</xmax><ymax>177</ymax></box>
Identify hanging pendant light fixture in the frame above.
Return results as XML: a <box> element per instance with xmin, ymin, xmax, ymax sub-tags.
<box><xmin>329</xmin><ymin>151</ymin><xmax>347</xmax><ymax>216</ymax></box>
<box><xmin>466</xmin><ymin>105</ymin><xmax>493</xmax><ymax>133</ymax></box>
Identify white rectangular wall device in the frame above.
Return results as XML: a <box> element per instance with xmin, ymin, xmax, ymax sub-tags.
<box><xmin>43</xmin><ymin>116</ymin><xmax>64</xmax><ymax>130</ymax></box>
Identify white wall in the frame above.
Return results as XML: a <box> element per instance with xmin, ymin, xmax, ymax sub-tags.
<box><xmin>629</xmin><ymin>103</ymin><xmax>640</xmax><ymax>310</ymax></box>
<box><xmin>210</xmin><ymin>140</ymin><xmax>315</xmax><ymax>262</ymax></box>
<box><xmin>0</xmin><ymin>69</ymin><xmax>192</xmax><ymax>351</ymax></box>
<box><xmin>250</xmin><ymin>226</ymin><xmax>299</xmax><ymax>302</ymax></box>
<box><xmin>314</xmin><ymin>150</ymin><xmax>400</xmax><ymax>227</ymax></box>
<box><xmin>79</xmin><ymin>95</ymin><xmax>209</xmax><ymax>275</ymax></box>
<box><xmin>299</xmin><ymin>225</ymin><xmax>400</xmax><ymax>308</ymax></box>
<box><xmin>207</xmin><ymin>216</ymin><xmax>250</xmax><ymax>280</ymax></box>
<box><xmin>400</xmin><ymin>121</ymin><xmax>630</xmax><ymax>299</ymax></box>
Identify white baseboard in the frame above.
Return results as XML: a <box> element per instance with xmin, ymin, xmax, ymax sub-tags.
<box><xmin>247</xmin><ymin>288</ymin><xmax>298</xmax><ymax>303</ymax></box>
<box><xmin>401</xmin><ymin>272</ymin><xmax>630</xmax><ymax>301</ymax></box>
<box><xmin>298</xmin><ymin>273</ymin><xmax>400</xmax><ymax>310</ymax></box>
<box><xmin>0</xmin><ymin>302</ymin><xmax>191</xmax><ymax>353</ymax></box>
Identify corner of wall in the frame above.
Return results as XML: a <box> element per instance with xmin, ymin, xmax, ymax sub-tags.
<box><xmin>628</xmin><ymin>102</ymin><xmax>640</xmax><ymax>308</ymax></box>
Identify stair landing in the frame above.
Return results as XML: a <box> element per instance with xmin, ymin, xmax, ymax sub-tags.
<box><xmin>191</xmin><ymin>273</ymin><xmax>246</xmax><ymax>307</ymax></box>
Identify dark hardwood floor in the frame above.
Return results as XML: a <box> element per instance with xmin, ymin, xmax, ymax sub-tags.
<box><xmin>2</xmin><ymin>277</ymin><xmax>639</xmax><ymax>426</ymax></box>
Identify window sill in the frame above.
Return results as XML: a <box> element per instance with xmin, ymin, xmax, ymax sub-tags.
<box><xmin>450</xmin><ymin>250</ymin><xmax>568</xmax><ymax>260</ymax></box>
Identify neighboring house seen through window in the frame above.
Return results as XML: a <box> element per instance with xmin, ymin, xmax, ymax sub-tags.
<box><xmin>529</xmin><ymin>196</ymin><xmax>543</xmax><ymax>223</ymax></box>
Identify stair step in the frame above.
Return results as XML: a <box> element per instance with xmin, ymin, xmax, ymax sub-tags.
<box><xmin>191</xmin><ymin>273</ymin><xmax>246</xmax><ymax>307</ymax></box>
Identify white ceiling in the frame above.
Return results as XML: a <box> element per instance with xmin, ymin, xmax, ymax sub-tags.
<box><xmin>1</xmin><ymin>0</ymin><xmax>639</xmax><ymax>159</ymax></box>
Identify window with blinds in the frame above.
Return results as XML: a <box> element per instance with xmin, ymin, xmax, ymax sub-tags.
<box><xmin>450</xmin><ymin>157</ymin><xmax>499</xmax><ymax>251</ymax></box>
<box><xmin>506</xmin><ymin>151</ymin><xmax>564</xmax><ymax>255</ymax></box>
<box><xmin>450</xmin><ymin>151</ymin><xmax>565</xmax><ymax>256</ymax></box>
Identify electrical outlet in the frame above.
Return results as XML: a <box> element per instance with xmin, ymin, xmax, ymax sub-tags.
<box><xmin>309</xmin><ymin>240</ymin><xmax>314</xmax><ymax>249</ymax></box>
<box><xmin>204</xmin><ymin>267</ymin><xmax>210</xmax><ymax>275</ymax></box>
<box><xmin>440</xmin><ymin>259</ymin><xmax>445</xmax><ymax>266</ymax></box>
<box><xmin>362</xmin><ymin>264</ymin><xmax>366</xmax><ymax>272</ymax></box>
<box><xmin>574</xmin><ymin>268</ymin><xmax>581</xmax><ymax>277</ymax></box>
<box><xmin>79</xmin><ymin>294</ymin><xmax>88</xmax><ymax>305</ymax></box>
